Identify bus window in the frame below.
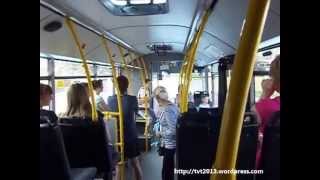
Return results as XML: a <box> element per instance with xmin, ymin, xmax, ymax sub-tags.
<box><xmin>54</xmin><ymin>79</ymin><xmax>87</xmax><ymax>115</ymax></box>
<box><xmin>54</xmin><ymin>61</ymin><xmax>95</xmax><ymax>77</ymax></box>
<box><xmin>40</xmin><ymin>58</ymin><xmax>48</xmax><ymax>77</ymax></box>
<box><xmin>54</xmin><ymin>78</ymin><xmax>113</xmax><ymax>115</ymax></box>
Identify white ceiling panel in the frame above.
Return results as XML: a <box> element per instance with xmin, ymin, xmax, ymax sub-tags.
<box><xmin>261</xmin><ymin>8</ymin><xmax>280</xmax><ymax>42</ymax></box>
<box><xmin>110</xmin><ymin>26</ymin><xmax>189</xmax><ymax>45</ymax></box>
<box><xmin>60</xmin><ymin>0</ymin><xmax>198</xmax><ymax>28</ymax></box>
<box><xmin>41</xmin><ymin>0</ymin><xmax>280</xmax><ymax>66</ymax></box>
<box><xmin>40</xmin><ymin>6</ymin><xmax>53</xmax><ymax>20</ymax></box>
<box><xmin>40</xmin><ymin>13</ymin><xmax>122</xmax><ymax>63</ymax></box>
<box><xmin>205</xmin><ymin>0</ymin><xmax>250</xmax><ymax>50</ymax></box>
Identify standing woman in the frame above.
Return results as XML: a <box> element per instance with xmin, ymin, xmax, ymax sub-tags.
<box><xmin>252</xmin><ymin>55</ymin><xmax>280</xmax><ymax>168</ymax></box>
<box><xmin>155</xmin><ymin>86</ymin><xmax>180</xmax><ymax>180</ymax></box>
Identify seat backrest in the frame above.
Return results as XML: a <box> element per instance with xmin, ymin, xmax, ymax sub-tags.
<box><xmin>176</xmin><ymin>110</ymin><xmax>258</xmax><ymax>180</ymax></box>
<box><xmin>176</xmin><ymin>108</ymin><xmax>221</xmax><ymax>180</ymax></box>
<box><xmin>258</xmin><ymin>111</ymin><xmax>280</xmax><ymax>180</ymax></box>
<box><xmin>40</xmin><ymin>121</ymin><xmax>71</xmax><ymax>180</ymax></box>
<box><xmin>236</xmin><ymin>113</ymin><xmax>259</xmax><ymax>180</ymax></box>
<box><xmin>59</xmin><ymin>117</ymin><xmax>112</xmax><ymax>174</ymax></box>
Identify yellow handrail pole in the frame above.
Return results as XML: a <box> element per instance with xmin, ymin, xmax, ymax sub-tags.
<box><xmin>101</xmin><ymin>37</ymin><xmax>126</xmax><ymax>180</ymax></box>
<box><xmin>137</xmin><ymin>58</ymin><xmax>150</xmax><ymax>152</ymax></box>
<box><xmin>65</xmin><ymin>18</ymin><xmax>98</xmax><ymax>121</ymax></box>
<box><xmin>182</xmin><ymin>32</ymin><xmax>202</xmax><ymax>112</ymax></box>
<box><xmin>140</xmin><ymin>56</ymin><xmax>149</xmax><ymax>80</ymax></box>
<box><xmin>118</xmin><ymin>45</ymin><xmax>133</xmax><ymax>94</ymax></box>
<box><xmin>211</xmin><ymin>0</ymin><xmax>270</xmax><ymax>180</ymax></box>
<box><xmin>128</xmin><ymin>51</ymin><xmax>135</xmax><ymax>65</ymax></box>
<box><xmin>180</xmin><ymin>8</ymin><xmax>211</xmax><ymax>112</ymax></box>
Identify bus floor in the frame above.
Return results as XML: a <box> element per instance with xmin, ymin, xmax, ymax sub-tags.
<box><xmin>125</xmin><ymin>147</ymin><xmax>163</xmax><ymax>180</ymax></box>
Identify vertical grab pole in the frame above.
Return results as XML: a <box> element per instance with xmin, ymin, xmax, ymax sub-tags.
<box><xmin>101</xmin><ymin>37</ymin><xmax>126</xmax><ymax>180</ymax></box>
<box><xmin>211</xmin><ymin>0</ymin><xmax>270</xmax><ymax>180</ymax></box>
<box><xmin>136</xmin><ymin>57</ymin><xmax>150</xmax><ymax>152</ymax></box>
<box><xmin>140</xmin><ymin>56</ymin><xmax>149</xmax><ymax>80</ymax></box>
<box><xmin>139</xmin><ymin>57</ymin><xmax>150</xmax><ymax>117</ymax></box>
<box><xmin>118</xmin><ymin>45</ymin><xmax>133</xmax><ymax>95</ymax></box>
<box><xmin>180</xmin><ymin>8</ymin><xmax>212</xmax><ymax>113</ymax></box>
<box><xmin>65</xmin><ymin>18</ymin><xmax>98</xmax><ymax>121</ymax></box>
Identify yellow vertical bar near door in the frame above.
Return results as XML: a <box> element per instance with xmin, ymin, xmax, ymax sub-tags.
<box><xmin>211</xmin><ymin>0</ymin><xmax>271</xmax><ymax>180</ymax></box>
<box><xmin>180</xmin><ymin>8</ymin><xmax>212</xmax><ymax>113</ymax></box>
<box><xmin>136</xmin><ymin>57</ymin><xmax>150</xmax><ymax>152</ymax></box>
<box><xmin>65</xmin><ymin>18</ymin><xmax>98</xmax><ymax>121</ymax></box>
<box><xmin>101</xmin><ymin>37</ymin><xmax>126</xmax><ymax>180</ymax></box>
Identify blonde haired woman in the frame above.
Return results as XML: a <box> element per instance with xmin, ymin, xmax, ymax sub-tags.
<box><xmin>61</xmin><ymin>83</ymin><xmax>118</xmax><ymax>180</ymax></box>
<box><xmin>154</xmin><ymin>86</ymin><xmax>180</xmax><ymax>180</ymax></box>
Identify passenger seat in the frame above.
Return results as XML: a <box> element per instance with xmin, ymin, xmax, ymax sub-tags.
<box><xmin>40</xmin><ymin>117</ymin><xmax>97</xmax><ymax>180</ymax></box>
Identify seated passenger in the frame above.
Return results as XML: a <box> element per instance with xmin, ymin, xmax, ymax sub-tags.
<box><xmin>108</xmin><ymin>75</ymin><xmax>143</xmax><ymax>180</ymax></box>
<box><xmin>154</xmin><ymin>86</ymin><xmax>180</xmax><ymax>180</ymax></box>
<box><xmin>92</xmin><ymin>79</ymin><xmax>109</xmax><ymax>112</ymax></box>
<box><xmin>60</xmin><ymin>83</ymin><xmax>118</xmax><ymax>180</ymax></box>
<box><xmin>40</xmin><ymin>83</ymin><xmax>58</xmax><ymax>124</ymax></box>
<box><xmin>198</xmin><ymin>94</ymin><xmax>211</xmax><ymax>108</ymax></box>
<box><xmin>252</xmin><ymin>55</ymin><xmax>280</xmax><ymax>169</ymax></box>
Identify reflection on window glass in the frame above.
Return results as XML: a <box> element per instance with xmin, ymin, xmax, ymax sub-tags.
<box><xmin>40</xmin><ymin>58</ymin><xmax>48</xmax><ymax>76</ymax></box>
<box><xmin>54</xmin><ymin>78</ymin><xmax>114</xmax><ymax>115</ymax></box>
<box><xmin>55</xmin><ymin>61</ymin><xmax>94</xmax><ymax>77</ymax></box>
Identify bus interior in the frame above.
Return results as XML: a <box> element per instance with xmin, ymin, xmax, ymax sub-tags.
<box><xmin>40</xmin><ymin>0</ymin><xmax>280</xmax><ymax>180</ymax></box>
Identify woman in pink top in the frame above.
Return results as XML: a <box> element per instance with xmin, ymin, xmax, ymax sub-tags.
<box><xmin>253</xmin><ymin>55</ymin><xmax>280</xmax><ymax>169</ymax></box>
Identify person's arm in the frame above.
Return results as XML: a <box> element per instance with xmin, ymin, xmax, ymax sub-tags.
<box><xmin>97</xmin><ymin>100</ymin><xmax>110</xmax><ymax>112</ymax></box>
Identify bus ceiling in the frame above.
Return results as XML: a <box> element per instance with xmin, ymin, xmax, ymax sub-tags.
<box><xmin>40</xmin><ymin>0</ymin><xmax>279</xmax><ymax>66</ymax></box>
